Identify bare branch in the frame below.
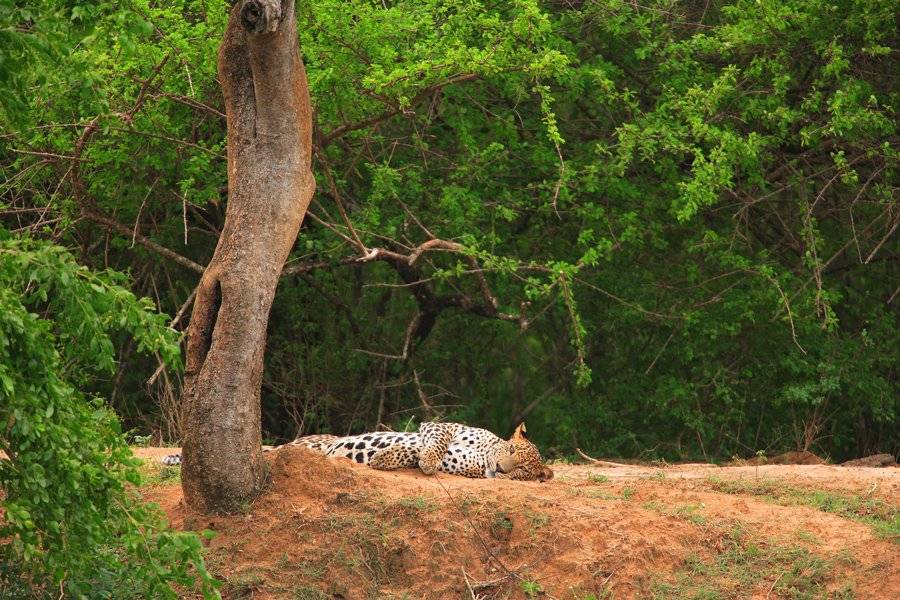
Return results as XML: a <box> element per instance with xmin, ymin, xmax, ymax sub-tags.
<box><xmin>407</xmin><ymin>238</ymin><xmax>462</xmax><ymax>265</ymax></box>
<box><xmin>864</xmin><ymin>216</ymin><xmax>899</xmax><ymax>264</ymax></box>
<box><xmin>82</xmin><ymin>207</ymin><xmax>205</xmax><ymax>274</ymax></box>
<box><xmin>8</xmin><ymin>149</ymin><xmax>86</xmax><ymax>161</ymax></box>
<box><xmin>575</xmin><ymin>448</ymin><xmax>633</xmax><ymax>468</ymax></box>
<box><xmin>314</xmin><ymin>151</ymin><xmax>367</xmax><ymax>254</ymax></box>
<box><xmin>153</xmin><ymin>92</ymin><xmax>226</xmax><ymax>119</ymax></box>
<box><xmin>120</xmin><ymin>54</ymin><xmax>171</xmax><ymax>125</ymax></box>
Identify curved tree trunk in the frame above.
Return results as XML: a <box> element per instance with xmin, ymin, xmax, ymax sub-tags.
<box><xmin>180</xmin><ymin>0</ymin><xmax>314</xmax><ymax>513</ymax></box>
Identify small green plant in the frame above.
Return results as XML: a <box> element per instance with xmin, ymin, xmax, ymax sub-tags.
<box><xmin>795</xmin><ymin>529</ymin><xmax>819</xmax><ymax>544</ymax></box>
<box><xmin>621</xmin><ymin>486</ymin><xmax>636</xmax><ymax>500</ymax></box>
<box><xmin>297</xmin><ymin>559</ymin><xmax>327</xmax><ymax>579</ymax></box>
<box><xmin>395</xmin><ymin>496</ymin><xmax>437</xmax><ymax>513</ymax></box>
<box><xmin>490</xmin><ymin>510</ymin><xmax>515</xmax><ymax>541</ymax></box>
<box><xmin>588</xmin><ymin>474</ymin><xmax>610</xmax><ymax>484</ymax></box>
<box><xmin>130</xmin><ymin>432</ymin><xmax>153</xmax><ymax>447</ymax></box>
<box><xmin>641</xmin><ymin>501</ymin><xmax>706</xmax><ymax>525</ymax></box>
<box><xmin>754</xmin><ymin>450</ymin><xmax>768</xmax><ymax>479</ymax></box>
<box><xmin>673</xmin><ymin>504</ymin><xmax>706</xmax><ymax>525</ymax></box>
<box><xmin>142</xmin><ymin>464</ymin><xmax>182</xmax><ymax>486</ymax></box>
<box><xmin>585</xmin><ymin>488</ymin><xmax>617</xmax><ymax>500</ymax></box>
<box><xmin>328</xmin><ymin>515</ymin><xmax>401</xmax><ymax>587</ymax></box>
<box><xmin>223</xmin><ymin>569</ymin><xmax>265</xmax><ymax>599</ymax></box>
<box><xmin>652</xmin><ymin>524</ymin><xmax>843</xmax><ymax>599</ymax></box>
<box><xmin>520</xmin><ymin>578</ymin><xmax>543</xmax><ymax>597</ymax></box>
<box><xmin>493</xmin><ymin>511</ymin><xmax>514</xmax><ymax>530</ymax></box>
<box><xmin>526</xmin><ymin>510</ymin><xmax>550</xmax><ymax>530</ymax></box>
<box><xmin>457</xmin><ymin>494</ymin><xmax>481</xmax><ymax>515</ymax></box>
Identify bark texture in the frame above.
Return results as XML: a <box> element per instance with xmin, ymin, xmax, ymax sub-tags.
<box><xmin>181</xmin><ymin>0</ymin><xmax>314</xmax><ymax>513</ymax></box>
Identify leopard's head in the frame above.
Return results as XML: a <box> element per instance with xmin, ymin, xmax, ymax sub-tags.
<box><xmin>496</xmin><ymin>423</ymin><xmax>554</xmax><ymax>482</ymax></box>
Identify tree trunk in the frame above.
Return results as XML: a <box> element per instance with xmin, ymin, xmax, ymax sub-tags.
<box><xmin>180</xmin><ymin>0</ymin><xmax>314</xmax><ymax>513</ymax></box>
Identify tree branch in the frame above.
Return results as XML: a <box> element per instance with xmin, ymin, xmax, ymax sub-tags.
<box><xmin>81</xmin><ymin>207</ymin><xmax>205</xmax><ymax>274</ymax></box>
<box><xmin>575</xmin><ymin>448</ymin><xmax>633</xmax><ymax>468</ymax></box>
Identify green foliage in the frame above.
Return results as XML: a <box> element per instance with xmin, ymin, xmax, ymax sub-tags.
<box><xmin>0</xmin><ymin>0</ymin><xmax>897</xmax><ymax>463</ymax></box>
<box><xmin>0</xmin><ymin>0</ymin><xmax>162</xmax><ymax>122</ymax></box>
<box><xmin>0</xmin><ymin>232</ymin><xmax>217</xmax><ymax>598</ymax></box>
<box><xmin>520</xmin><ymin>578</ymin><xmax>543</xmax><ymax>598</ymax></box>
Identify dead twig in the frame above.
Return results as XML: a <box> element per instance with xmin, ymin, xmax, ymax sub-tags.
<box><xmin>460</xmin><ymin>568</ymin><xmax>490</xmax><ymax>600</ymax></box>
<box><xmin>864</xmin><ymin>216</ymin><xmax>899</xmax><ymax>264</ymax></box>
<box><xmin>461</xmin><ymin>566</ymin><xmax>510</xmax><ymax>597</ymax></box>
<box><xmin>766</xmin><ymin>571</ymin><xmax>785</xmax><ymax>599</ymax></box>
<box><xmin>752</xmin><ymin>268</ymin><xmax>807</xmax><ymax>355</ymax></box>
<box><xmin>644</xmin><ymin>326</ymin><xmax>680</xmax><ymax>375</ymax></box>
<box><xmin>576</xmin><ymin>448</ymin><xmax>634</xmax><ymax>468</ymax></box>
<box><xmin>9</xmin><ymin>148</ymin><xmax>86</xmax><ymax>161</ymax></box>
<box><xmin>146</xmin><ymin>288</ymin><xmax>196</xmax><ymax>387</ymax></box>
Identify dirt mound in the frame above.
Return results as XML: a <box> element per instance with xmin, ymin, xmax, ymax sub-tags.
<box><xmin>268</xmin><ymin>445</ymin><xmax>364</xmax><ymax>503</ymax></box>
<box><xmin>842</xmin><ymin>454</ymin><xmax>897</xmax><ymax>468</ymax></box>
<box><xmin>137</xmin><ymin>448</ymin><xmax>900</xmax><ymax>599</ymax></box>
<box><xmin>735</xmin><ymin>450</ymin><xmax>826</xmax><ymax>466</ymax></box>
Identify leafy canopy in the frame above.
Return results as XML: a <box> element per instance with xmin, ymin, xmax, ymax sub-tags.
<box><xmin>0</xmin><ymin>0</ymin><xmax>896</xmax><ymax>465</ymax></box>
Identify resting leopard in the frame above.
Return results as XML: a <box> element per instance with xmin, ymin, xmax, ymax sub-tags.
<box><xmin>161</xmin><ymin>422</ymin><xmax>553</xmax><ymax>481</ymax></box>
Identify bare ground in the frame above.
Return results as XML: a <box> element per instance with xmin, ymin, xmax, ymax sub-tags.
<box><xmin>134</xmin><ymin>447</ymin><xmax>899</xmax><ymax>600</ymax></box>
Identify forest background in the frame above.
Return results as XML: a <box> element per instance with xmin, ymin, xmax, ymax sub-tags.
<box><xmin>2</xmin><ymin>0</ymin><xmax>897</xmax><ymax>467</ymax></box>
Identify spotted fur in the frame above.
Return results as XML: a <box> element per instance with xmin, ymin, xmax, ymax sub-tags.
<box><xmin>160</xmin><ymin>422</ymin><xmax>553</xmax><ymax>481</ymax></box>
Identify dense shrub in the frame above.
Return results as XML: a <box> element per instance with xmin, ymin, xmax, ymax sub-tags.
<box><xmin>0</xmin><ymin>232</ymin><xmax>217</xmax><ymax>598</ymax></box>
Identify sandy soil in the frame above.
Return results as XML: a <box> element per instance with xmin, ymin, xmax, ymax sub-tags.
<box><xmin>134</xmin><ymin>447</ymin><xmax>899</xmax><ymax>600</ymax></box>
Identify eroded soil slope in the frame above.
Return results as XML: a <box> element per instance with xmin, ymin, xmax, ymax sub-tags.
<box><xmin>135</xmin><ymin>447</ymin><xmax>899</xmax><ymax>600</ymax></box>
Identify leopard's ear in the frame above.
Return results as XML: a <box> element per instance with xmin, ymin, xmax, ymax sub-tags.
<box><xmin>510</xmin><ymin>422</ymin><xmax>527</xmax><ymax>441</ymax></box>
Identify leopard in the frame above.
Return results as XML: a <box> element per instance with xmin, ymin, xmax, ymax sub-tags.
<box><xmin>161</xmin><ymin>422</ymin><xmax>553</xmax><ymax>481</ymax></box>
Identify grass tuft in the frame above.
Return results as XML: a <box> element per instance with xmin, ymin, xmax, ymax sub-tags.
<box><xmin>652</xmin><ymin>525</ymin><xmax>854</xmax><ymax>599</ymax></box>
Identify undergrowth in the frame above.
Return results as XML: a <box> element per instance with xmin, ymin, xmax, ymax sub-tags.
<box><xmin>0</xmin><ymin>235</ymin><xmax>217</xmax><ymax>598</ymax></box>
<box><xmin>652</xmin><ymin>524</ymin><xmax>855</xmax><ymax>599</ymax></box>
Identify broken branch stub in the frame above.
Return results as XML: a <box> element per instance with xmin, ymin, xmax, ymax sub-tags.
<box><xmin>240</xmin><ymin>0</ymin><xmax>282</xmax><ymax>34</ymax></box>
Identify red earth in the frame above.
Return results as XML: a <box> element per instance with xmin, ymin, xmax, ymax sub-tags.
<box><xmin>134</xmin><ymin>446</ymin><xmax>899</xmax><ymax>599</ymax></box>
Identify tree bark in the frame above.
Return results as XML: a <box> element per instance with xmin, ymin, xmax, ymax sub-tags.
<box><xmin>180</xmin><ymin>0</ymin><xmax>314</xmax><ymax>513</ymax></box>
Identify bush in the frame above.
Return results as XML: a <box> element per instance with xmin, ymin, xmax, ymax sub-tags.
<box><xmin>0</xmin><ymin>231</ymin><xmax>218</xmax><ymax>599</ymax></box>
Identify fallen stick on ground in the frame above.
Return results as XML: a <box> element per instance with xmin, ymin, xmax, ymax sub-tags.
<box><xmin>575</xmin><ymin>448</ymin><xmax>637</xmax><ymax>468</ymax></box>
